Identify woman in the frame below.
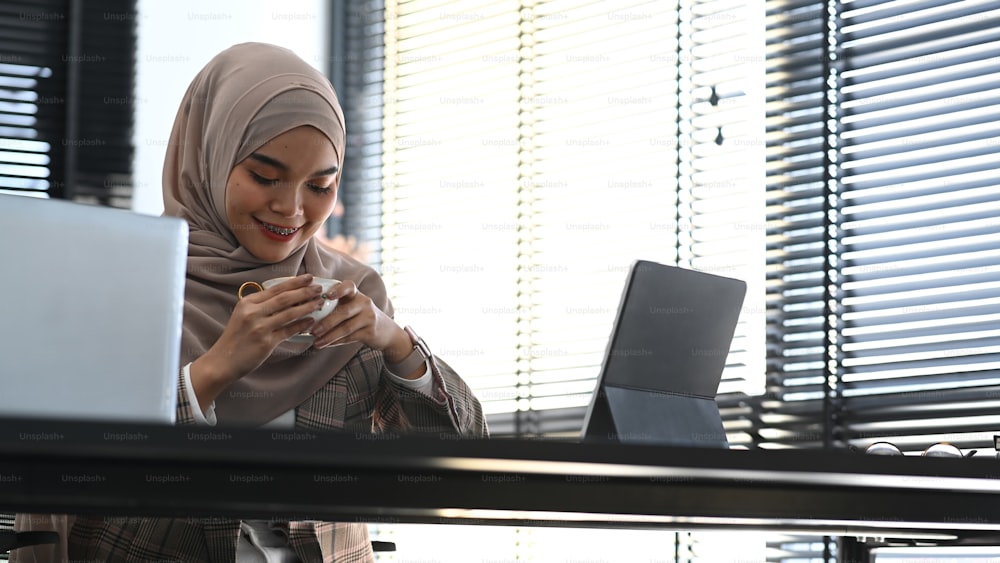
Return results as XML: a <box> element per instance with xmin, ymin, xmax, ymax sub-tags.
<box><xmin>13</xmin><ymin>42</ymin><xmax>486</xmax><ymax>562</ymax></box>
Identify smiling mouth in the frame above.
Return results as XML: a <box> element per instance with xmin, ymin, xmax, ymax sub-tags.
<box><xmin>256</xmin><ymin>218</ymin><xmax>301</xmax><ymax>236</ymax></box>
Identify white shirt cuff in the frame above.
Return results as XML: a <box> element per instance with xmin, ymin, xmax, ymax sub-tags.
<box><xmin>182</xmin><ymin>363</ymin><xmax>217</xmax><ymax>426</ymax></box>
<box><xmin>384</xmin><ymin>359</ymin><xmax>435</xmax><ymax>396</ymax></box>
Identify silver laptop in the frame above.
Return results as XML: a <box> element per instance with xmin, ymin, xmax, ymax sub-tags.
<box><xmin>0</xmin><ymin>194</ymin><xmax>187</xmax><ymax>424</ymax></box>
<box><xmin>582</xmin><ymin>259</ymin><xmax>746</xmax><ymax>447</ymax></box>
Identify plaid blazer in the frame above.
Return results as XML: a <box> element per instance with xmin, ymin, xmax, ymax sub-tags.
<box><xmin>16</xmin><ymin>347</ymin><xmax>486</xmax><ymax>563</ymax></box>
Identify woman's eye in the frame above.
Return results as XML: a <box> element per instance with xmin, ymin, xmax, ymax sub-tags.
<box><xmin>248</xmin><ymin>170</ymin><xmax>278</xmax><ymax>186</ymax></box>
<box><xmin>308</xmin><ymin>184</ymin><xmax>333</xmax><ymax>195</ymax></box>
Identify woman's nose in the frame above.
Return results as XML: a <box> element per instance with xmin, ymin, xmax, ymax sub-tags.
<box><xmin>270</xmin><ymin>184</ymin><xmax>303</xmax><ymax>217</ymax></box>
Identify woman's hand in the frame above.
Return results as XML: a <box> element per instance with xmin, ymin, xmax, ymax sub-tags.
<box><xmin>190</xmin><ymin>274</ymin><xmax>323</xmax><ymax>405</ymax></box>
<box><xmin>309</xmin><ymin>280</ymin><xmax>415</xmax><ymax>373</ymax></box>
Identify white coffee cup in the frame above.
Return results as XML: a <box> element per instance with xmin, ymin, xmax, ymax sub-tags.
<box><xmin>261</xmin><ymin>276</ymin><xmax>340</xmax><ymax>324</ymax></box>
<box><xmin>236</xmin><ymin>277</ymin><xmax>341</xmax><ymax>342</ymax></box>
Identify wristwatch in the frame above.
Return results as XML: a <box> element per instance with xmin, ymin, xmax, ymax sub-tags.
<box><xmin>387</xmin><ymin>326</ymin><xmax>431</xmax><ymax>374</ymax></box>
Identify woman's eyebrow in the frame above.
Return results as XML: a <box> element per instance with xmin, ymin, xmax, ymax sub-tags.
<box><xmin>248</xmin><ymin>153</ymin><xmax>339</xmax><ymax>177</ymax></box>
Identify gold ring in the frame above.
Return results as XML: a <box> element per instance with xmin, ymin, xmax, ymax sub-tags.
<box><xmin>238</xmin><ymin>281</ymin><xmax>264</xmax><ymax>299</ymax></box>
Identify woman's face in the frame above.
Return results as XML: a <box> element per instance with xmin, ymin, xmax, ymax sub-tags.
<box><xmin>225</xmin><ymin>125</ymin><xmax>340</xmax><ymax>263</ymax></box>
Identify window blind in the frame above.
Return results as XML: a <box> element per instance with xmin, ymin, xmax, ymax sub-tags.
<box><xmin>517</xmin><ymin>0</ymin><xmax>684</xmax><ymax>435</ymax></box>
<box><xmin>0</xmin><ymin>512</ymin><xmax>11</xmax><ymax>561</ymax></box>
<box><xmin>380</xmin><ymin>0</ymin><xmax>524</xmax><ymax>433</ymax></box>
<box><xmin>332</xmin><ymin>0</ymin><xmax>387</xmax><ymax>260</ymax></box>
<box><xmin>755</xmin><ymin>0</ymin><xmax>1000</xmax><ymax>474</ymax></box>
<box><xmin>380</xmin><ymin>0</ymin><xmax>764</xmax><ymax>439</ymax></box>
<box><xmin>836</xmin><ymin>0</ymin><xmax>1000</xmax><ymax>451</ymax></box>
<box><xmin>0</xmin><ymin>0</ymin><xmax>136</xmax><ymax>206</ymax></box>
<box><xmin>760</xmin><ymin>0</ymin><xmax>1000</xmax><ymax>451</ymax></box>
<box><xmin>374</xmin><ymin>0</ymin><xmax>767</xmax><ymax>561</ymax></box>
<box><xmin>757</xmin><ymin>0</ymin><xmax>834</xmax><ymax>452</ymax></box>
<box><xmin>0</xmin><ymin>0</ymin><xmax>67</xmax><ymax>198</ymax></box>
<box><xmin>760</xmin><ymin>0</ymin><xmax>1000</xmax><ymax>561</ymax></box>
<box><xmin>72</xmin><ymin>1</ymin><xmax>136</xmax><ymax>207</ymax></box>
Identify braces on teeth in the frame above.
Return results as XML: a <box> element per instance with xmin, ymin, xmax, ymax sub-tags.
<box><xmin>263</xmin><ymin>223</ymin><xmax>297</xmax><ymax>236</ymax></box>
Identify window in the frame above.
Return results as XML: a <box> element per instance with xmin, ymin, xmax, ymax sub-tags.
<box><xmin>0</xmin><ymin>0</ymin><xmax>136</xmax><ymax>206</ymax></box>
<box><xmin>759</xmin><ymin>0</ymin><xmax>1000</xmax><ymax>451</ymax></box>
<box><xmin>339</xmin><ymin>0</ymin><xmax>1000</xmax><ymax>561</ymax></box>
<box><xmin>759</xmin><ymin>0</ymin><xmax>1000</xmax><ymax>560</ymax></box>
<box><xmin>377</xmin><ymin>0</ymin><xmax>764</xmax><ymax>438</ymax></box>
<box><xmin>363</xmin><ymin>0</ymin><xmax>766</xmax><ymax>560</ymax></box>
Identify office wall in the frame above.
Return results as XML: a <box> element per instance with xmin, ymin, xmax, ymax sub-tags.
<box><xmin>132</xmin><ymin>0</ymin><xmax>329</xmax><ymax>215</ymax></box>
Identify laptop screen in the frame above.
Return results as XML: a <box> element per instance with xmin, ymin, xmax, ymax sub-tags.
<box><xmin>0</xmin><ymin>195</ymin><xmax>187</xmax><ymax>424</ymax></box>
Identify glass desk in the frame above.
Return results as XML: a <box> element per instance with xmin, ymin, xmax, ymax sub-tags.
<box><xmin>1</xmin><ymin>417</ymin><xmax>999</xmax><ymax>559</ymax></box>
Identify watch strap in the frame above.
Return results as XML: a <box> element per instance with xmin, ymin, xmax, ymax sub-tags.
<box><xmin>386</xmin><ymin>326</ymin><xmax>430</xmax><ymax>375</ymax></box>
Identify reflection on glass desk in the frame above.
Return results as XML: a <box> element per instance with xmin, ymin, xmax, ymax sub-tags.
<box><xmin>1</xmin><ymin>417</ymin><xmax>999</xmax><ymax>545</ymax></box>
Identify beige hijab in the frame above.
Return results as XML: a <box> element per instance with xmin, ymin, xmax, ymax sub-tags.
<box><xmin>162</xmin><ymin>42</ymin><xmax>389</xmax><ymax>425</ymax></box>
